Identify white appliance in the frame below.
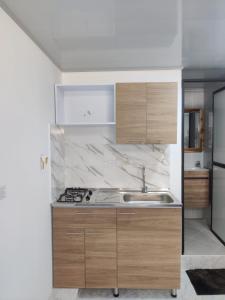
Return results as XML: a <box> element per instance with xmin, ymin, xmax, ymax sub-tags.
<box><xmin>212</xmin><ymin>88</ymin><xmax>225</xmax><ymax>243</ymax></box>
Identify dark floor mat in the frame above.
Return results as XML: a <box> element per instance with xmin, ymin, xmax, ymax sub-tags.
<box><xmin>186</xmin><ymin>269</ymin><xmax>225</xmax><ymax>295</ymax></box>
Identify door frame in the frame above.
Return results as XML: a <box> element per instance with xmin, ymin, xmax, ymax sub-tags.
<box><xmin>211</xmin><ymin>86</ymin><xmax>225</xmax><ymax>245</ymax></box>
<box><xmin>182</xmin><ymin>79</ymin><xmax>225</xmax><ymax>254</ymax></box>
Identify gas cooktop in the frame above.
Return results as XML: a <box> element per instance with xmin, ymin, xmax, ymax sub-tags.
<box><xmin>57</xmin><ymin>188</ymin><xmax>93</xmax><ymax>203</ymax></box>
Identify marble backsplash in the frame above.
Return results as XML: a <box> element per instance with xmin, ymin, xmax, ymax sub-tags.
<box><xmin>50</xmin><ymin>126</ymin><xmax>170</xmax><ymax>201</ymax></box>
<box><xmin>50</xmin><ymin>126</ymin><xmax>65</xmax><ymax>201</ymax></box>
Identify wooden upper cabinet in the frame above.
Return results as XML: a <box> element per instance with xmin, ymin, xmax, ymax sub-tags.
<box><xmin>116</xmin><ymin>83</ymin><xmax>146</xmax><ymax>144</ymax></box>
<box><xmin>146</xmin><ymin>82</ymin><xmax>177</xmax><ymax>144</ymax></box>
<box><xmin>116</xmin><ymin>82</ymin><xmax>177</xmax><ymax>144</ymax></box>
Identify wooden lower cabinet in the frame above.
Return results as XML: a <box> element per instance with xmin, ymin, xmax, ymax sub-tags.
<box><xmin>85</xmin><ymin>229</ymin><xmax>117</xmax><ymax>288</ymax></box>
<box><xmin>53</xmin><ymin>208</ymin><xmax>117</xmax><ymax>288</ymax></box>
<box><xmin>184</xmin><ymin>170</ymin><xmax>209</xmax><ymax>208</ymax></box>
<box><xmin>117</xmin><ymin>208</ymin><xmax>181</xmax><ymax>289</ymax></box>
<box><xmin>53</xmin><ymin>207</ymin><xmax>181</xmax><ymax>290</ymax></box>
<box><xmin>53</xmin><ymin>229</ymin><xmax>85</xmax><ymax>288</ymax></box>
<box><xmin>53</xmin><ymin>207</ymin><xmax>116</xmax><ymax>230</ymax></box>
<box><xmin>184</xmin><ymin>178</ymin><xmax>209</xmax><ymax>208</ymax></box>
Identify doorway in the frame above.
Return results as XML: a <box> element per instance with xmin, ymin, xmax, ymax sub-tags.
<box><xmin>182</xmin><ymin>80</ymin><xmax>225</xmax><ymax>255</ymax></box>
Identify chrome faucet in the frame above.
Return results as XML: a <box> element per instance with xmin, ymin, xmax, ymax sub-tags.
<box><xmin>142</xmin><ymin>167</ymin><xmax>148</xmax><ymax>193</ymax></box>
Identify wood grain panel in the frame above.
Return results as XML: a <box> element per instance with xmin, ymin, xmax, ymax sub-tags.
<box><xmin>146</xmin><ymin>82</ymin><xmax>177</xmax><ymax>144</ymax></box>
<box><xmin>116</xmin><ymin>83</ymin><xmax>146</xmax><ymax>144</ymax></box>
<box><xmin>53</xmin><ymin>207</ymin><xmax>116</xmax><ymax>230</ymax></box>
<box><xmin>184</xmin><ymin>178</ymin><xmax>209</xmax><ymax>208</ymax></box>
<box><xmin>117</xmin><ymin>208</ymin><xmax>181</xmax><ymax>289</ymax></box>
<box><xmin>184</xmin><ymin>170</ymin><xmax>209</xmax><ymax>179</ymax></box>
<box><xmin>53</xmin><ymin>229</ymin><xmax>85</xmax><ymax>288</ymax></box>
<box><xmin>85</xmin><ymin>229</ymin><xmax>117</xmax><ymax>288</ymax></box>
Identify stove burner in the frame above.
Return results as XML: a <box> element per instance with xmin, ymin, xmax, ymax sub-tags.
<box><xmin>57</xmin><ymin>188</ymin><xmax>92</xmax><ymax>203</ymax></box>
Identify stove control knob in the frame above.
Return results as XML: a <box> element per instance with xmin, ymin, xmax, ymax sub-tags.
<box><xmin>88</xmin><ymin>190</ymin><xmax>93</xmax><ymax>196</ymax></box>
<box><xmin>86</xmin><ymin>195</ymin><xmax>90</xmax><ymax>201</ymax></box>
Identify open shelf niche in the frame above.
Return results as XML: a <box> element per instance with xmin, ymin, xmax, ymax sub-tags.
<box><xmin>55</xmin><ymin>84</ymin><xmax>115</xmax><ymax>126</ymax></box>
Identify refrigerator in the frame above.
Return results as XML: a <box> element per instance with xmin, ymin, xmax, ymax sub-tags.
<box><xmin>212</xmin><ymin>87</ymin><xmax>225</xmax><ymax>243</ymax></box>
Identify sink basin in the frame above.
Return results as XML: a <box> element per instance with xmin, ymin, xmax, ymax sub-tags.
<box><xmin>122</xmin><ymin>192</ymin><xmax>174</xmax><ymax>204</ymax></box>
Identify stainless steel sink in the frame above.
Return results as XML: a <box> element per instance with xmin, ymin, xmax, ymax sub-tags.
<box><xmin>122</xmin><ymin>192</ymin><xmax>174</xmax><ymax>204</ymax></box>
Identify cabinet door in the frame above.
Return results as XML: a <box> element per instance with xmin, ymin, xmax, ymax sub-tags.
<box><xmin>53</xmin><ymin>208</ymin><xmax>85</xmax><ymax>288</ymax></box>
<box><xmin>85</xmin><ymin>229</ymin><xmax>117</xmax><ymax>288</ymax></box>
<box><xmin>184</xmin><ymin>178</ymin><xmax>209</xmax><ymax>208</ymax></box>
<box><xmin>53</xmin><ymin>207</ymin><xmax>116</xmax><ymax>229</ymax></box>
<box><xmin>117</xmin><ymin>208</ymin><xmax>181</xmax><ymax>289</ymax></box>
<box><xmin>116</xmin><ymin>83</ymin><xmax>146</xmax><ymax>144</ymax></box>
<box><xmin>53</xmin><ymin>229</ymin><xmax>85</xmax><ymax>288</ymax></box>
<box><xmin>146</xmin><ymin>82</ymin><xmax>177</xmax><ymax>144</ymax></box>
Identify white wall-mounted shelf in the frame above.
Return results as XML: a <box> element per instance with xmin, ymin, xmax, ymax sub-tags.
<box><xmin>55</xmin><ymin>84</ymin><xmax>115</xmax><ymax>125</ymax></box>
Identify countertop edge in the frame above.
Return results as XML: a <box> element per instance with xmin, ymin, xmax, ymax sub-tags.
<box><xmin>51</xmin><ymin>189</ymin><xmax>182</xmax><ymax>208</ymax></box>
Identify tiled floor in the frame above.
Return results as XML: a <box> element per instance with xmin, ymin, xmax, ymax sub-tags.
<box><xmin>184</xmin><ymin>219</ymin><xmax>225</xmax><ymax>255</ymax></box>
<box><xmin>50</xmin><ymin>256</ymin><xmax>225</xmax><ymax>300</ymax></box>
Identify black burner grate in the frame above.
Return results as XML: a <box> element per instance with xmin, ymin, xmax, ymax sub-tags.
<box><xmin>57</xmin><ymin>188</ymin><xmax>89</xmax><ymax>203</ymax></box>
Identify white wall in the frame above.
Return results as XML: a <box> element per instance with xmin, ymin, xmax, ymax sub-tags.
<box><xmin>62</xmin><ymin>70</ymin><xmax>182</xmax><ymax>200</ymax></box>
<box><xmin>0</xmin><ymin>8</ymin><xmax>61</xmax><ymax>300</ymax></box>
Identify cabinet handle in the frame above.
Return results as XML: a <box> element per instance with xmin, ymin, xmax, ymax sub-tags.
<box><xmin>118</xmin><ymin>212</ymin><xmax>136</xmax><ymax>215</ymax></box>
<box><xmin>74</xmin><ymin>212</ymin><xmax>94</xmax><ymax>215</ymax></box>
<box><xmin>127</xmin><ymin>140</ymin><xmax>144</xmax><ymax>144</ymax></box>
<box><xmin>66</xmin><ymin>232</ymin><xmax>82</xmax><ymax>236</ymax></box>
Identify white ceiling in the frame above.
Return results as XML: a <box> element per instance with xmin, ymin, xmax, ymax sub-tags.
<box><xmin>183</xmin><ymin>0</ymin><xmax>225</xmax><ymax>69</ymax></box>
<box><xmin>1</xmin><ymin>0</ymin><xmax>225</xmax><ymax>71</ymax></box>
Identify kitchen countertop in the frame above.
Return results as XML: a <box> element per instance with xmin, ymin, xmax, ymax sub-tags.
<box><xmin>52</xmin><ymin>189</ymin><xmax>182</xmax><ymax>208</ymax></box>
